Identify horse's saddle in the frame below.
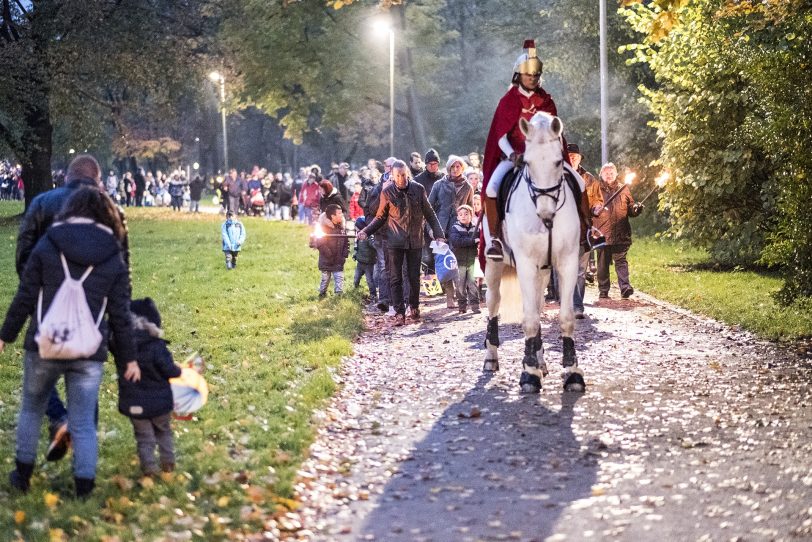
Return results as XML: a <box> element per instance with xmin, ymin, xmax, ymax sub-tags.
<box><xmin>497</xmin><ymin>165</ymin><xmax>522</xmax><ymax>221</ymax></box>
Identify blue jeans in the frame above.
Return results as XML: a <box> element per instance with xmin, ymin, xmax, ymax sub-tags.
<box><xmin>574</xmin><ymin>247</ymin><xmax>590</xmax><ymax>312</ymax></box>
<box><xmin>17</xmin><ymin>351</ymin><xmax>104</xmax><ymax>479</ymax></box>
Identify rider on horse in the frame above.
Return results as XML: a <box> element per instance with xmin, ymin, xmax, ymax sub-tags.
<box><xmin>481</xmin><ymin>40</ymin><xmax>589</xmax><ymax>262</ymax></box>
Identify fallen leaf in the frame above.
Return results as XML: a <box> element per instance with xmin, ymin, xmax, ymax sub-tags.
<box><xmin>44</xmin><ymin>492</ymin><xmax>60</xmax><ymax>508</ymax></box>
<box><xmin>14</xmin><ymin>510</ymin><xmax>25</xmax><ymax>525</ymax></box>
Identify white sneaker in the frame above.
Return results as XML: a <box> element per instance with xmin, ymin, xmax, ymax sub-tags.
<box><xmin>386</xmin><ymin>307</ymin><xmax>396</xmax><ymax>317</ymax></box>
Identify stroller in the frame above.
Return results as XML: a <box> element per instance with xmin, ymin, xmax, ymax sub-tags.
<box><xmin>248</xmin><ymin>188</ymin><xmax>265</xmax><ymax>216</ymax></box>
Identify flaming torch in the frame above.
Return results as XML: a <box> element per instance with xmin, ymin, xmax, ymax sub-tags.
<box><xmin>309</xmin><ymin>223</ymin><xmax>355</xmax><ymax>247</ymax></box>
<box><xmin>637</xmin><ymin>171</ymin><xmax>671</xmax><ymax>206</ymax></box>
<box><xmin>602</xmin><ymin>171</ymin><xmax>636</xmax><ymax>211</ymax></box>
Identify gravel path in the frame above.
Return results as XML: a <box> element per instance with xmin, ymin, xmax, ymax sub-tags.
<box><xmin>280</xmin><ymin>285</ymin><xmax>812</xmax><ymax>542</ymax></box>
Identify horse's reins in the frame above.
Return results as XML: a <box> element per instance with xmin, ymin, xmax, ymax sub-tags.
<box><xmin>520</xmin><ymin>162</ymin><xmax>567</xmax><ymax>270</ymax></box>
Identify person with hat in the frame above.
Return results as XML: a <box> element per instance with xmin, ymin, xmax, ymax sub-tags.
<box><xmin>568</xmin><ymin>143</ymin><xmax>604</xmax><ymax>318</ymax></box>
<box><xmin>481</xmin><ymin>39</ymin><xmax>569</xmax><ymax>262</ymax></box>
<box><xmin>118</xmin><ymin>297</ymin><xmax>183</xmax><ymax>477</ymax></box>
<box><xmin>429</xmin><ymin>155</ymin><xmax>475</xmax><ymax>308</ymax></box>
<box><xmin>414</xmin><ymin>148</ymin><xmax>444</xmax><ymax>275</ymax></box>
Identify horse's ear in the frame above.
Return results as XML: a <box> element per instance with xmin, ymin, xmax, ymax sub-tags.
<box><xmin>551</xmin><ymin>116</ymin><xmax>563</xmax><ymax>137</ymax></box>
<box><xmin>519</xmin><ymin>117</ymin><xmax>532</xmax><ymax>138</ymax></box>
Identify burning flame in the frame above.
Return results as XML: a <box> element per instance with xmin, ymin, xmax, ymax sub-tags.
<box><xmin>623</xmin><ymin>171</ymin><xmax>637</xmax><ymax>185</ymax></box>
<box><xmin>655</xmin><ymin>171</ymin><xmax>671</xmax><ymax>187</ymax></box>
<box><xmin>313</xmin><ymin>224</ymin><xmax>325</xmax><ymax>239</ymax></box>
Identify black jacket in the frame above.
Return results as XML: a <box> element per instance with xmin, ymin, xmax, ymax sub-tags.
<box><xmin>1</xmin><ymin>219</ymin><xmax>136</xmax><ymax>364</ymax></box>
<box><xmin>16</xmin><ymin>178</ymin><xmax>131</xmax><ymax>291</ymax></box>
<box><xmin>118</xmin><ymin>320</ymin><xmax>182</xmax><ymax>419</ymax></box>
<box><xmin>413</xmin><ymin>169</ymin><xmax>443</xmax><ymax>198</ymax></box>
<box><xmin>449</xmin><ymin>220</ymin><xmax>479</xmax><ymax>267</ymax></box>
<box><xmin>189</xmin><ymin>178</ymin><xmax>205</xmax><ymax>200</ymax></box>
<box><xmin>364</xmin><ymin>181</ymin><xmax>444</xmax><ymax>250</ymax></box>
<box><xmin>319</xmin><ymin>189</ymin><xmax>349</xmax><ymax>215</ymax></box>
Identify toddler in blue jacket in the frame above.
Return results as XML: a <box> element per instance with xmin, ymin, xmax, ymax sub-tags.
<box><xmin>221</xmin><ymin>211</ymin><xmax>247</xmax><ymax>270</ymax></box>
<box><xmin>118</xmin><ymin>298</ymin><xmax>182</xmax><ymax>476</ymax></box>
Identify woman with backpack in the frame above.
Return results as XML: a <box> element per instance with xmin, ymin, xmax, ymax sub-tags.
<box><xmin>0</xmin><ymin>187</ymin><xmax>140</xmax><ymax>499</ymax></box>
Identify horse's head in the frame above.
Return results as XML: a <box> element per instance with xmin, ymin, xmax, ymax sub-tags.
<box><xmin>519</xmin><ymin>112</ymin><xmax>565</xmax><ymax>221</ymax></box>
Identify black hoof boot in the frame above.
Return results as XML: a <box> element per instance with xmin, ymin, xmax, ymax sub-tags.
<box><xmin>484</xmin><ymin>316</ymin><xmax>500</xmax><ymax>348</ymax></box>
<box><xmin>9</xmin><ymin>460</ymin><xmax>34</xmax><ymax>493</ymax></box>
<box><xmin>563</xmin><ymin>369</ymin><xmax>586</xmax><ymax>392</ymax></box>
<box><xmin>563</xmin><ymin>336</ymin><xmax>576</xmax><ymax>366</ymax></box>
<box><xmin>519</xmin><ymin>371</ymin><xmax>542</xmax><ymax>394</ymax></box>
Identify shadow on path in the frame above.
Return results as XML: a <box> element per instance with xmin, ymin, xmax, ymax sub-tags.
<box><xmin>353</xmin><ymin>373</ymin><xmax>597</xmax><ymax>541</ymax></box>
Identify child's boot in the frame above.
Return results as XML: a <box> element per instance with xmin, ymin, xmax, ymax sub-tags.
<box><xmin>9</xmin><ymin>460</ymin><xmax>34</xmax><ymax>493</ymax></box>
<box><xmin>225</xmin><ymin>253</ymin><xmax>233</xmax><ymax>270</ymax></box>
<box><xmin>74</xmin><ymin>477</ymin><xmax>95</xmax><ymax>499</ymax></box>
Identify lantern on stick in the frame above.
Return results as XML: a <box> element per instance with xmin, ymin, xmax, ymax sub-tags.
<box><xmin>637</xmin><ymin>171</ymin><xmax>671</xmax><ymax>205</ymax></box>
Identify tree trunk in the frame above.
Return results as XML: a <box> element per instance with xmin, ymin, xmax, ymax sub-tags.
<box><xmin>396</xmin><ymin>6</ymin><xmax>427</xmax><ymax>153</ymax></box>
<box><xmin>20</xmin><ymin>98</ymin><xmax>54</xmax><ymax>209</ymax></box>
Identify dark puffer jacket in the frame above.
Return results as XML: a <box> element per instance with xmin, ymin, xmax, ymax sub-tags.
<box><xmin>364</xmin><ymin>181</ymin><xmax>444</xmax><ymax>250</ymax></box>
<box><xmin>593</xmin><ymin>181</ymin><xmax>642</xmax><ymax>246</ymax></box>
<box><xmin>314</xmin><ymin>212</ymin><xmax>349</xmax><ymax>272</ymax></box>
<box><xmin>0</xmin><ymin>218</ymin><xmax>135</xmax><ymax>364</ymax></box>
<box><xmin>449</xmin><ymin>220</ymin><xmax>479</xmax><ymax>267</ymax></box>
<box><xmin>118</xmin><ymin>318</ymin><xmax>182</xmax><ymax>419</ymax></box>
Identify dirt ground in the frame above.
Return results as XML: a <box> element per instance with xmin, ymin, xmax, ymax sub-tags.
<box><xmin>273</xmin><ymin>285</ymin><xmax>812</xmax><ymax>542</ymax></box>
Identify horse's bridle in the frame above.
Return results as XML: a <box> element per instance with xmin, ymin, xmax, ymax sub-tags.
<box><xmin>520</xmin><ymin>164</ymin><xmax>567</xmax><ymax>270</ymax></box>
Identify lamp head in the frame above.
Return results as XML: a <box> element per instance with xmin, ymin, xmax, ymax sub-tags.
<box><xmin>208</xmin><ymin>71</ymin><xmax>222</xmax><ymax>83</ymax></box>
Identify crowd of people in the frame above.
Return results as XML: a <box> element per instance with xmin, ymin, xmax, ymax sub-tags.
<box><xmin>1</xmin><ymin>161</ymin><xmax>24</xmax><ymax>201</ymax></box>
<box><xmin>0</xmin><ymin>39</ymin><xmax>646</xmax><ymax>501</ymax></box>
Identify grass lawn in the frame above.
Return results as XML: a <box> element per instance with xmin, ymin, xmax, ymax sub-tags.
<box><xmin>630</xmin><ymin>237</ymin><xmax>812</xmax><ymax>341</ymax></box>
<box><xmin>0</xmin><ymin>201</ymin><xmax>364</xmax><ymax>540</ymax></box>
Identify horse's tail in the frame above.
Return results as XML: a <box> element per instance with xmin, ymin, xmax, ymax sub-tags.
<box><xmin>499</xmin><ymin>266</ymin><xmax>524</xmax><ymax>324</ymax></box>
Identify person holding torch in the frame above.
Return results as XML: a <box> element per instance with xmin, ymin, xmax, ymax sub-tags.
<box><xmin>593</xmin><ymin>163</ymin><xmax>644</xmax><ymax>299</ymax></box>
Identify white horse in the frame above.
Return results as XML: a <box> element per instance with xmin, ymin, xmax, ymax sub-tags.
<box><xmin>482</xmin><ymin>112</ymin><xmax>586</xmax><ymax>393</ymax></box>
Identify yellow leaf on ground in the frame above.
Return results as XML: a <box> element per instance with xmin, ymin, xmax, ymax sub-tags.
<box><xmin>44</xmin><ymin>492</ymin><xmax>60</xmax><ymax>508</ymax></box>
<box><xmin>140</xmin><ymin>476</ymin><xmax>155</xmax><ymax>489</ymax></box>
<box><xmin>14</xmin><ymin>510</ymin><xmax>25</xmax><ymax>524</ymax></box>
<box><xmin>49</xmin><ymin>529</ymin><xmax>67</xmax><ymax>542</ymax></box>
<box><xmin>217</xmin><ymin>496</ymin><xmax>230</xmax><ymax>507</ymax></box>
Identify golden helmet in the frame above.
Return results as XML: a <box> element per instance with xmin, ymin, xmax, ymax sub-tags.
<box><xmin>513</xmin><ymin>39</ymin><xmax>543</xmax><ymax>76</ymax></box>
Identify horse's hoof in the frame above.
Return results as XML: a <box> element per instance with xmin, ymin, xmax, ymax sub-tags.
<box><xmin>483</xmin><ymin>360</ymin><xmax>499</xmax><ymax>372</ymax></box>
<box><xmin>563</xmin><ymin>368</ymin><xmax>586</xmax><ymax>392</ymax></box>
<box><xmin>519</xmin><ymin>371</ymin><xmax>541</xmax><ymax>394</ymax></box>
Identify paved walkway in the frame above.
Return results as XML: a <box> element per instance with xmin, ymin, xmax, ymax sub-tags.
<box><xmin>280</xmin><ymin>285</ymin><xmax>811</xmax><ymax>541</ymax></box>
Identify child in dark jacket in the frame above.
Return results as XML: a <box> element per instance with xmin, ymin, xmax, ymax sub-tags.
<box><xmin>449</xmin><ymin>205</ymin><xmax>480</xmax><ymax>314</ymax></box>
<box><xmin>310</xmin><ymin>204</ymin><xmax>349</xmax><ymax>298</ymax></box>
<box><xmin>118</xmin><ymin>297</ymin><xmax>182</xmax><ymax>476</ymax></box>
<box><xmin>352</xmin><ymin>217</ymin><xmax>377</xmax><ymax>301</ymax></box>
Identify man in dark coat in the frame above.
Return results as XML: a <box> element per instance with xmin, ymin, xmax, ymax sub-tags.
<box><xmin>593</xmin><ymin>163</ymin><xmax>643</xmax><ymax>299</ymax></box>
<box><xmin>188</xmin><ymin>175</ymin><xmax>205</xmax><ymax>213</ymax></box>
<box><xmin>134</xmin><ymin>168</ymin><xmax>147</xmax><ymax>207</ymax></box>
<box><xmin>414</xmin><ymin>148</ymin><xmax>444</xmax><ymax>274</ymax></box>
<box><xmin>358</xmin><ymin>160</ymin><xmax>445</xmax><ymax>325</ymax></box>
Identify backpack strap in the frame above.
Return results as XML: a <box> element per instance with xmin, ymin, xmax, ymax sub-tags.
<box><xmin>58</xmin><ymin>252</ymin><xmax>108</xmax><ymax>328</ymax></box>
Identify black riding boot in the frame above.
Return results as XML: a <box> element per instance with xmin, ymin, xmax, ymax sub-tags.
<box><xmin>75</xmin><ymin>477</ymin><xmax>95</xmax><ymax>499</ymax></box>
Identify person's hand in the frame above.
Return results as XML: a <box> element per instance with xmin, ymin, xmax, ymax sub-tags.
<box><xmin>632</xmin><ymin>202</ymin><xmax>644</xmax><ymax>214</ymax></box>
<box><xmin>357</xmin><ymin>231</ymin><xmax>368</xmax><ymax>241</ymax></box>
<box><xmin>0</xmin><ymin>339</ymin><xmax>5</xmax><ymax>354</ymax></box>
<box><xmin>509</xmin><ymin>153</ymin><xmax>524</xmax><ymax>168</ymax></box>
<box><xmin>124</xmin><ymin>361</ymin><xmax>141</xmax><ymax>382</ymax></box>
<box><xmin>591</xmin><ymin>204</ymin><xmax>603</xmax><ymax>217</ymax></box>
<box><xmin>435</xmin><ymin>237</ymin><xmax>446</xmax><ymax>244</ymax></box>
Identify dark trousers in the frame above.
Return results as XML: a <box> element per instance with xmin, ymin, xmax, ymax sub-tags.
<box><xmin>130</xmin><ymin>413</ymin><xmax>174</xmax><ymax>472</ymax></box>
<box><xmin>597</xmin><ymin>245</ymin><xmax>631</xmax><ymax>294</ymax></box>
<box><xmin>387</xmin><ymin>247</ymin><xmax>422</xmax><ymax>315</ymax></box>
<box><xmin>354</xmin><ymin>262</ymin><xmax>377</xmax><ymax>299</ymax></box>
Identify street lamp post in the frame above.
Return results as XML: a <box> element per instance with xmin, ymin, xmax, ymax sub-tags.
<box><xmin>374</xmin><ymin>20</ymin><xmax>395</xmax><ymax>157</ymax></box>
<box><xmin>599</xmin><ymin>0</ymin><xmax>609</xmax><ymax>165</ymax></box>
<box><xmin>209</xmin><ymin>71</ymin><xmax>228</xmax><ymax>173</ymax></box>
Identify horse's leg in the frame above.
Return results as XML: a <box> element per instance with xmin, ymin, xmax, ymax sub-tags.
<box><xmin>536</xmin><ymin>269</ymin><xmax>550</xmax><ymax>378</ymax></box>
<box><xmin>556</xmin><ymin>250</ymin><xmax>585</xmax><ymax>392</ymax></box>
<box><xmin>516</xmin><ymin>259</ymin><xmax>543</xmax><ymax>393</ymax></box>
<box><xmin>483</xmin><ymin>261</ymin><xmax>502</xmax><ymax>372</ymax></box>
